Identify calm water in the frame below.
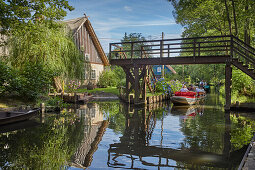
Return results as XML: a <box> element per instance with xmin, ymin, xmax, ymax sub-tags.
<box><xmin>0</xmin><ymin>94</ymin><xmax>255</xmax><ymax>169</ymax></box>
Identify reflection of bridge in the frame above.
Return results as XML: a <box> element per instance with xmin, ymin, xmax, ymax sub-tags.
<box><xmin>107</xmin><ymin>106</ymin><xmax>244</xmax><ymax>169</ymax></box>
<box><xmin>109</xmin><ymin>35</ymin><xmax>255</xmax><ymax>109</ymax></box>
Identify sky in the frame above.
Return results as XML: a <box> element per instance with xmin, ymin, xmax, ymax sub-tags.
<box><xmin>65</xmin><ymin>0</ymin><xmax>183</xmax><ymax>53</ymax></box>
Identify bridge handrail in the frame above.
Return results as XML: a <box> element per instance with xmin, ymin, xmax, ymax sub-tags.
<box><xmin>232</xmin><ymin>35</ymin><xmax>255</xmax><ymax>66</ymax></box>
<box><xmin>109</xmin><ymin>35</ymin><xmax>231</xmax><ymax>60</ymax></box>
<box><xmin>110</xmin><ymin>35</ymin><xmax>231</xmax><ymax>45</ymax></box>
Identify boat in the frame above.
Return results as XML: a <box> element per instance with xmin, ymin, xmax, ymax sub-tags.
<box><xmin>204</xmin><ymin>85</ymin><xmax>210</xmax><ymax>93</ymax></box>
<box><xmin>170</xmin><ymin>91</ymin><xmax>205</xmax><ymax>105</ymax></box>
<box><xmin>0</xmin><ymin>108</ymin><xmax>40</xmax><ymax>126</ymax></box>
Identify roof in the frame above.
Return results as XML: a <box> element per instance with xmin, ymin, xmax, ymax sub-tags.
<box><xmin>64</xmin><ymin>17</ymin><xmax>109</xmax><ymax>66</ymax></box>
<box><xmin>64</xmin><ymin>17</ymin><xmax>87</xmax><ymax>34</ymax></box>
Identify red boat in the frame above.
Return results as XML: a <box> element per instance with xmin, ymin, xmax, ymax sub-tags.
<box><xmin>170</xmin><ymin>91</ymin><xmax>205</xmax><ymax>105</ymax></box>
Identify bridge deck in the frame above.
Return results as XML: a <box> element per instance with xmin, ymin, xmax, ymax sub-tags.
<box><xmin>110</xmin><ymin>55</ymin><xmax>230</xmax><ymax>66</ymax></box>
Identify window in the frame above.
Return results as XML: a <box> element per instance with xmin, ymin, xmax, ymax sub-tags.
<box><xmin>91</xmin><ymin>70</ymin><xmax>96</xmax><ymax>79</ymax></box>
<box><xmin>157</xmin><ymin>67</ymin><xmax>161</xmax><ymax>73</ymax></box>
<box><xmin>85</xmin><ymin>53</ymin><xmax>90</xmax><ymax>61</ymax></box>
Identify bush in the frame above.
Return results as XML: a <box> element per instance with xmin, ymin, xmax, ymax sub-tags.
<box><xmin>66</xmin><ymin>80</ymin><xmax>81</xmax><ymax>93</ymax></box>
<box><xmin>18</xmin><ymin>63</ymin><xmax>54</xmax><ymax>99</ymax></box>
<box><xmin>97</xmin><ymin>69</ymin><xmax>118</xmax><ymax>88</ymax></box>
<box><xmin>155</xmin><ymin>78</ymin><xmax>172</xmax><ymax>94</ymax></box>
<box><xmin>0</xmin><ymin>61</ymin><xmax>54</xmax><ymax>99</ymax></box>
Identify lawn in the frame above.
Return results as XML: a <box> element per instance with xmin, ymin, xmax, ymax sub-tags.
<box><xmin>75</xmin><ymin>87</ymin><xmax>119</xmax><ymax>96</ymax></box>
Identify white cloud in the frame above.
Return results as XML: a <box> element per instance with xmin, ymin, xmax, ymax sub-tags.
<box><xmin>124</xmin><ymin>6</ymin><xmax>132</xmax><ymax>12</ymax></box>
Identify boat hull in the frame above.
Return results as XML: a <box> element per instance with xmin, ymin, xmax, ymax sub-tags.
<box><xmin>170</xmin><ymin>96</ymin><xmax>197</xmax><ymax>105</ymax></box>
<box><xmin>0</xmin><ymin>108</ymin><xmax>40</xmax><ymax>126</ymax></box>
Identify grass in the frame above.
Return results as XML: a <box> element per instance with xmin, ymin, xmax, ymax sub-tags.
<box><xmin>146</xmin><ymin>92</ymin><xmax>164</xmax><ymax>97</ymax></box>
<box><xmin>75</xmin><ymin>87</ymin><xmax>119</xmax><ymax>96</ymax></box>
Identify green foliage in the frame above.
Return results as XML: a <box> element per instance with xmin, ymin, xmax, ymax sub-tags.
<box><xmin>111</xmin><ymin>66</ymin><xmax>125</xmax><ymax>87</ymax></box>
<box><xmin>46</xmin><ymin>96</ymin><xmax>69</xmax><ymax>108</ymax></box>
<box><xmin>0</xmin><ymin>61</ymin><xmax>54</xmax><ymax>99</ymax></box>
<box><xmin>231</xmin><ymin>114</ymin><xmax>255</xmax><ymax>150</ymax></box>
<box><xmin>169</xmin><ymin>79</ymin><xmax>183</xmax><ymax>93</ymax></box>
<box><xmin>232</xmin><ymin>67</ymin><xmax>255</xmax><ymax>96</ymax></box>
<box><xmin>0</xmin><ymin>61</ymin><xmax>17</xmax><ymax>94</ymax></box>
<box><xmin>66</xmin><ymin>80</ymin><xmax>81</xmax><ymax>93</ymax></box>
<box><xmin>0</xmin><ymin>110</ymin><xmax>84</xmax><ymax>169</ymax></box>
<box><xmin>0</xmin><ymin>0</ymin><xmax>74</xmax><ymax>31</ymax></box>
<box><xmin>155</xmin><ymin>78</ymin><xmax>171</xmax><ymax>94</ymax></box>
<box><xmin>76</xmin><ymin>87</ymin><xmax>119</xmax><ymax>96</ymax></box>
<box><xmin>8</xmin><ymin>22</ymin><xmax>85</xmax><ymax>80</ymax></box>
<box><xmin>18</xmin><ymin>62</ymin><xmax>54</xmax><ymax>99</ymax></box>
<box><xmin>97</xmin><ymin>69</ymin><xmax>118</xmax><ymax>88</ymax></box>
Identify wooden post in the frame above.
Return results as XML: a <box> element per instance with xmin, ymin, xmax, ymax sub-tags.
<box><xmin>131</xmin><ymin>42</ymin><xmax>134</xmax><ymax>58</ymax></box>
<box><xmin>225</xmin><ymin>62</ymin><xmax>232</xmax><ymax>110</ymax></box>
<box><xmin>126</xmin><ymin>69</ymin><xmax>130</xmax><ymax>102</ymax></box>
<box><xmin>168</xmin><ymin>44</ymin><xmax>170</xmax><ymax>57</ymax></box>
<box><xmin>142</xmin><ymin>68</ymin><xmax>147</xmax><ymax>102</ymax></box>
<box><xmin>109</xmin><ymin>43</ymin><xmax>112</xmax><ymax>59</ymax></box>
<box><xmin>193</xmin><ymin>39</ymin><xmax>196</xmax><ymax>62</ymax></box>
<box><xmin>134</xmin><ymin>66</ymin><xmax>140</xmax><ymax>104</ymax></box>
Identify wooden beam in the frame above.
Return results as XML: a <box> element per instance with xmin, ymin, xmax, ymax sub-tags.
<box><xmin>110</xmin><ymin>56</ymin><xmax>230</xmax><ymax>66</ymax></box>
<box><xmin>225</xmin><ymin>62</ymin><xmax>232</xmax><ymax>110</ymax></box>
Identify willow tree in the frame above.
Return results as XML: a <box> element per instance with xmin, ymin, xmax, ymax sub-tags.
<box><xmin>8</xmin><ymin>21</ymin><xmax>85</xmax><ymax>80</ymax></box>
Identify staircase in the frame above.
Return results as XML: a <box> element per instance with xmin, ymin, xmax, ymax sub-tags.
<box><xmin>232</xmin><ymin>36</ymin><xmax>255</xmax><ymax>80</ymax></box>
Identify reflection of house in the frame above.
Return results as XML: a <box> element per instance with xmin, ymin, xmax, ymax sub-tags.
<box><xmin>153</xmin><ymin>65</ymin><xmax>176</xmax><ymax>79</ymax></box>
<box><xmin>64</xmin><ymin>16</ymin><xmax>109</xmax><ymax>85</ymax></box>
<box><xmin>71</xmin><ymin>103</ymin><xmax>108</xmax><ymax>169</ymax></box>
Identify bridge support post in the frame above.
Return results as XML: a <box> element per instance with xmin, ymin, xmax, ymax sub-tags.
<box><xmin>122</xmin><ymin>65</ymin><xmax>147</xmax><ymax>105</ymax></box>
<box><xmin>225</xmin><ymin>63</ymin><xmax>232</xmax><ymax>110</ymax></box>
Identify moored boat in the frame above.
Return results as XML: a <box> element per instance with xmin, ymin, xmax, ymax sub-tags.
<box><xmin>0</xmin><ymin>108</ymin><xmax>40</xmax><ymax>126</ymax></box>
<box><xmin>170</xmin><ymin>91</ymin><xmax>205</xmax><ymax>105</ymax></box>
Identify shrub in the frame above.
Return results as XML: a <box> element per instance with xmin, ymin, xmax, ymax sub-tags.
<box><xmin>0</xmin><ymin>61</ymin><xmax>54</xmax><ymax>99</ymax></box>
<box><xmin>97</xmin><ymin>69</ymin><xmax>118</xmax><ymax>88</ymax></box>
<box><xmin>168</xmin><ymin>80</ymin><xmax>183</xmax><ymax>93</ymax></box>
<box><xmin>155</xmin><ymin>78</ymin><xmax>172</xmax><ymax>94</ymax></box>
<box><xmin>66</xmin><ymin>80</ymin><xmax>81</xmax><ymax>93</ymax></box>
<box><xmin>18</xmin><ymin>63</ymin><xmax>54</xmax><ymax>99</ymax></box>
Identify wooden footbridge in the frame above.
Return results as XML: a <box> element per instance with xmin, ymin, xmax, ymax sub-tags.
<box><xmin>109</xmin><ymin>35</ymin><xmax>255</xmax><ymax>110</ymax></box>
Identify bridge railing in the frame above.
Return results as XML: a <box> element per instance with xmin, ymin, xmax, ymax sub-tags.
<box><xmin>232</xmin><ymin>36</ymin><xmax>255</xmax><ymax>69</ymax></box>
<box><xmin>109</xmin><ymin>35</ymin><xmax>232</xmax><ymax>60</ymax></box>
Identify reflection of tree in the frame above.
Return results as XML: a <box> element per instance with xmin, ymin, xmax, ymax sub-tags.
<box><xmin>0</xmin><ymin>111</ymin><xmax>84</xmax><ymax>169</ymax></box>
<box><xmin>231</xmin><ymin>114</ymin><xmax>255</xmax><ymax>151</ymax></box>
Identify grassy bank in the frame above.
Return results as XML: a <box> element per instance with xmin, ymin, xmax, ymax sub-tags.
<box><xmin>75</xmin><ymin>87</ymin><xmax>119</xmax><ymax>96</ymax></box>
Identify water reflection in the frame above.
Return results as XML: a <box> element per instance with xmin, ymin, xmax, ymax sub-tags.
<box><xmin>0</xmin><ymin>96</ymin><xmax>254</xmax><ymax>169</ymax></box>
<box><xmin>105</xmin><ymin>103</ymin><xmax>240</xmax><ymax>169</ymax></box>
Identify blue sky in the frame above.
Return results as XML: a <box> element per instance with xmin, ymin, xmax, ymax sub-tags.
<box><xmin>65</xmin><ymin>0</ymin><xmax>183</xmax><ymax>53</ymax></box>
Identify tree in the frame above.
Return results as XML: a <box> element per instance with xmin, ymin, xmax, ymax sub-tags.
<box><xmin>168</xmin><ymin>0</ymin><xmax>255</xmax><ymax>95</ymax></box>
<box><xmin>0</xmin><ymin>0</ymin><xmax>74</xmax><ymax>32</ymax></box>
<box><xmin>0</xmin><ymin>0</ymin><xmax>85</xmax><ymax>98</ymax></box>
<box><xmin>169</xmin><ymin>0</ymin><xmax>255</xmax><ymax>45</ymax></box>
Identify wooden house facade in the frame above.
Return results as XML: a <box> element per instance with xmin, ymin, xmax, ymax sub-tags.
<box><xmin>64</xmin><ymin>16</ymin><xmax>109</xmax><ymax>85</ymax></box>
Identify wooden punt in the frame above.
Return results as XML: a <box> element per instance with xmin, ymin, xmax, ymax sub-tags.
<box><xmin>0</xmin><ymin>108</ymin><xmax>40</xmax><ymax>126</ymax></box>
<box><xmin>170</xmin><ymin>91</ymin><xmax>206</xmax><ymax>105</ymax></box>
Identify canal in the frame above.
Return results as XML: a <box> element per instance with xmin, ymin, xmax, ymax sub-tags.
<box><xmin>0</xmin><ymin>94</ymin><xmax>255</xmax><ymax>169</ymax></box>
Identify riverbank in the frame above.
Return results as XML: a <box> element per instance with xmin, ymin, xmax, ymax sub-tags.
<box><xmin>231</xmin><ymin>102</ymin><xmax>255</xmax><ymax>112</ymax></box>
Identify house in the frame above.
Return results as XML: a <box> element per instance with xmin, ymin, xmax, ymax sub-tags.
<box><xmin>64</xmin><ymin>16</ymin><xmax>109</xmax><ymax>85</ymax></box>
<box><xmin>153</xmin><ymin>65</ymin><xmax>176</xmax><ymax>79</ymax></box>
